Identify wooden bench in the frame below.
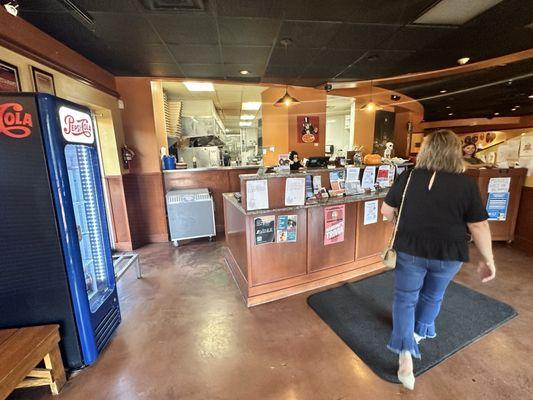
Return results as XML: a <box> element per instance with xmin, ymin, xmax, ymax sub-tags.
<box><xmin>0</xmin><ymin>325</ymin><xmax>66</xmax><ymax>400</ymax></box>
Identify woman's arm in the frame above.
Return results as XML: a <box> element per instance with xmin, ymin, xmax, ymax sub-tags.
<box><xmin>467</xmin><ymin>220</ymin><xmax>496</xmax><ymax>282</ymax></box>
<box><xmin>381</xmin><ymin>202</ymin><xmax>397</xmax><ymax>222</ymax></box>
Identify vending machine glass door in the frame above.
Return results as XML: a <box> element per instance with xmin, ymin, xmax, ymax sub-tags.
<box><xmin>65</xmin><ymin>144</ymin><xmax>113</xmax><ymax>312</ymax></box>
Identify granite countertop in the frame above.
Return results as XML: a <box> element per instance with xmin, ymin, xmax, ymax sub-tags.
<box><xmin>239</xmin><ymin>167</ymin><xmax>346</xmax><ymax>180</ymax></box>
<box><xmin>163</xmin><ymin>165</ymin><xmax>260</xmax><ymax>173</ymax></box>
<box><xmin>223</xmin><ymin>189</ymin><xmax>389</xmax><ymax>216</ymax></box>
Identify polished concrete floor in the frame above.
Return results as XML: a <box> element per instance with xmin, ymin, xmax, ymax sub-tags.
<box><xmin>9</xmin><ymin>239</ymin><xmax>533</xmax><ymax>400</ymax></box>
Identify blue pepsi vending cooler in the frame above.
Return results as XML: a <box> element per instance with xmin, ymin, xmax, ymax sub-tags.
<box><xmin>0</xmin><ymin>93</ymin><xmax>120</xmax><ymax>369</ymax></box>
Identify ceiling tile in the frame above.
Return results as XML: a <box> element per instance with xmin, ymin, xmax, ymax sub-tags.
<box><xmin>378</xmin><ymin>25</ymin><xmax>456</xmax><ymax>51</ymax></box>
<box><xmin>71</xmin><ymin>0</ymin><xmax>140</xmax><ymax>12</ymax></box>
<box><xmin>179</xmin><ymin>64</ymin><xmax>227</xmax><ymax>79</ymax></box>
<box><xmin>219</xmin><ymin>17</ymin><xmax>281</xmax><ymax>46</ymax></box>
<box><xmin>276</xmin><ymin>21</ymin><xmax>342</xmax><ymax>49</ymax></box>
<box><xmin>92</xmin><ymin>14</ymin><xmax>160</xmax><ymax>43</ymax></box>
<box><xmin>328</xmin><ymin>24</ymin><xmax>399</xmax><ymax>50</ymax></box>
<box><xmin>150</xmin><ymin>15</ymin><xmax>219</xmax><ymax>45</ymax></box>
<box><xmin>222</xmin><ymin>46</ymin><xmax>271</xmax><ymax>65</ymax></box>
<box><xmin>268</xmin><ymin>47</ymin><xmax>315</xmax><ymax>68</ymax></box>
<box><xmin>338</xmin><ymin>50</ymin><xmax>415</xmax><ymax>80</ymax></box>
<box><xmin>169</xmin><ymin>45</ymin><xmax>221</xmax><ymax>64</ymax></box>
<box><xmin>216</xmin><ymin>0</ymin><xmax>283</xmax><ymax>18</ymax></box>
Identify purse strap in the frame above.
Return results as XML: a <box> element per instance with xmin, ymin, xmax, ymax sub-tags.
<box><xmin>387</xmin><ymin>170</ymin><xmax>413</xmax><ymax>249</ymax></box>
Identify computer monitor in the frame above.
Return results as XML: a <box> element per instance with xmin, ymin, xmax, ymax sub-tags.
<box><xmin>306</xmin><ymin>156</ymin><xmax>330</xmax><ymax>168</ymax></box>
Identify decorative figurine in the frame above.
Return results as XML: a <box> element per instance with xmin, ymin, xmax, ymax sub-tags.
<box><xmin>383</xmin><ymin>141</ymin><xmax>394</xmax><ymax>160</ymax></box>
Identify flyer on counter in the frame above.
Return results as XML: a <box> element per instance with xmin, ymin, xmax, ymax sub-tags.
<box><xmin>254</xmin><ymin>215</ymin><xmax>275</xmax><ymax>245</ymax></box>
<box><xmin>312</xmin><ymin>175</ymin><xmax>322</xmax><ymax>194</ymax></box>
<box><xmin>361</xmin><ymin>166</ymin><xmax>376</xmax><ymax>189</ymax></box>
<box><xmin>487</xmin><ymin>177</ymin><xmax>511</xmax><ymax>193</ymax></box>
<box><xmin>277</xmin><ymin>215</ymin><xmax>297</xmax><ymax>243</ymax></box>
<box><xmin>486</xmin><ymin>192</ymin><xmax>510</xmax><ymax>221</ymax></box>
<box><xmin>364</xmin><ymin>199</ymin><xmax>379</xmax><ymax>225</ymax></box>
<box><xmin>376</xmin><ymin>165</ymin><xmax>391</xmax><ymax>187</ymax></box>
<box><xmin>324</xmin><ymin>204</ymin><xmax>345</xmax><ymax>245</ymax></box>
<box><xmin>246</xmin><ymin>179</ymin><xmax>269</xmax><ymax>211</ymax></box>
<box><xmin>346</xmin><ymin>167</ymin><xmax>361</xmax><ymax>183</ymax></box>
<box><xmin>329</xmin><ymin>170</ymin><xmax>346</xmax><ymax>191</ymax></box>
<box><xmin>285</xmin><ymin>177</ymin><xmax>306</xmax><ymax>206</ymax></box>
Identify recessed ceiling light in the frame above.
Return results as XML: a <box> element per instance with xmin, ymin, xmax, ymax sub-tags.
<box><xmin>183</xmin><ymin>81</ymin><xmax>214</xmax><ymax>92</ymax></box>
<box><xmin>529</xmin><ymin>94</ymin><xmax>533</xmax><ymax>99</ymax></box>
<box><xmin>239</xmin><ymin>121</ymin><xmax>252</xmax><ymax>127</ymax></box>
<box><xmin>514</xmin><ymin>105</ymin><xmax>520</xmax><ymax>108</ymax></box>
<box><xmin>440</xmin><ymin>90</ymin><xmax>447</xmax><ymax>93</ymax></box>
<box><xmin>445</xmin><ymin>105</ymin><xmax>452</xmax><ymax>109</ymax></box>
<box><xmin>511</xmin><ymin>108</ymin><xmax>517</xmax><ymax>111</ymax></box>
<box><xmin>413</xmin><ymin>0</ymin><xmax>503</xmax><ymax>25</ymax></box>
<box><xmin>457</xmin><ymin>57</ymin><xmax>470</xmax><ymax>65</ymax></box>
<box><xmin>239</xmin><ymin>70</ymin><xmax>250</xmax><ymax>75</ymax></box>
<box><xmin>448</xmin><ymin>113</ymin><xmax>454</xmax><ymax>116</ymax></box>
<box><xmin>242</xmin><ymin>102</ymin><xmax>261</xmax><ymax>110</ymax></box>
<box><xmin>494</xmin><ymin>112</ymin><xmax>500</xmax><ymax>116</ymax></box>
<box><xmin>240</xmin><ymin>114</ymin><xmax>255</xmax><ymax>120</ymax></box>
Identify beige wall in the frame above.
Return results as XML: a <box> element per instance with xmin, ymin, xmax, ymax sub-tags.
<box><xmin>0</xmin><ymin>45</ymin><xmax>124</xmax><ymax>176</ymax></box>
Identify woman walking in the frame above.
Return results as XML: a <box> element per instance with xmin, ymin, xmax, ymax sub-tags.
<box><xmin>381</xmin><ymin>129</ymin><xmax>496</xmax><ymax>390</ymax></box>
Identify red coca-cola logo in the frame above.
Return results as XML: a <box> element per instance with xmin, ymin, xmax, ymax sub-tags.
<box><xmin>63</xmin><ymin>114</ymin><xmax>92</xmax><ymax>137</ymax></box>
<box><xmin>0</xmin><ymin>102</ymin><xmax>33</xmax><ymax>139</ymax></box>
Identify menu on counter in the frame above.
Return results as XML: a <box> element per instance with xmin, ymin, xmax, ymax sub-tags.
<box><xmin>486</xmin><ymin>192</ymin><xmax>510</xmax><ymax>221</ymax></box>
<box><xmin>246</xmin><ymin>179</ymin><xmax>269</xmax><ymax>211</ymax></box>
<box><xmin>520</xmin><ymin>135</ymin><xmax>533</xmax><ymax>157</ymax></box>
<box><xmin>285</xmin><ymin>177</ymin><xmax>306</xmax><ymax>206</ymax></box>
<box><xmin>361</xmin><ymin>166</ymin><xmax>377</xmax><ymax>190</ymax></box>
<box><xmin>254</xmin><ymin>215</ymin><xmax>275</xmax><ymax>245</ymax></box>
<box><xmin>277</xmin><ymin>215</ymin><xmax>297</xmax><ymax>243</ymax></box>
<box><xmin>324</xmin><ymin>204</ymin><xmax>345</xmax><ymax>245</ymax></box>
<box><xmin>345</xmin><ymin>167</ymin><xmax>363</xmax><ymax>195</ymax></box>
<box><xmin>487</xmin><ymin>177</ymin><xmax>511</xmax><ymax>193</ymax></box>
<box><xmin>364</xmin><ymin>199</ymin><xmax>379</xmax><ymax>225</ymax></box>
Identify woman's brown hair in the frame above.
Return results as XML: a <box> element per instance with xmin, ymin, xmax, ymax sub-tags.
<box><xmin>415</xmin><ymin>129</ymin><xmax>465</xmax><ymax>174</ymax></box>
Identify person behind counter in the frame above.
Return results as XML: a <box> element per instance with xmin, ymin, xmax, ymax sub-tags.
<box><xmin>463</xmin><ymin>143</ymin><xmax>486</xmax><ymax>166</ymax></box>
<box><xmin>288</xmin><ymin>150</ymin><xmax>303</xmax><ymax>171</ymax></box>
<box><xmin>381</xmin><ymin>129</ymin><xmax>495</xmax><ymax>390</ymax></box>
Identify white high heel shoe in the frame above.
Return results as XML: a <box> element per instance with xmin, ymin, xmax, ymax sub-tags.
<box><xmin>398</xmin><ymin>351</ymin><xmax>415</xmax><ymax>390</ymax></box>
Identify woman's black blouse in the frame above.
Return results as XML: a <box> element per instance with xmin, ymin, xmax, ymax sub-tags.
<box><xmin>384</xmin><ymin>168</ymin><xmax>488</xmax><ymax>262</ymax></box>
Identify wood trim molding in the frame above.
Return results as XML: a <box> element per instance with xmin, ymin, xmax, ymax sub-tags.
<box><xmin>330</xmin><ymin>49</ymin><xmax>533</xmax><ymax>89</ymax></box>
<box><xmin>0</xmin><ymin>9</ymin><xmax>119</xmax><ymax>98</ymax></box>
<box><xmin>420</xmin><ymin>117</ymin><xmax>522</xmax><ymax>130</ymax></box>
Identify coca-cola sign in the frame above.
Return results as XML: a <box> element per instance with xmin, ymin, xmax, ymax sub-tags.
<box><xmin>59</xmin><ymin>106</ymin><xmax>94</xmax><ymax>144</ymax></box>
<box><xmin>0</xmin><ymin>102</ymin><xmax>33</xmax><ymax>139</ymax></box>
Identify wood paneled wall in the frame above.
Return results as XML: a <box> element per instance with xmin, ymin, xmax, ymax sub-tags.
<box><xmin>514</xmin><ymin>186</ymin><xmax>533</xmax><ymax>254</ymax></box>
<box><xmin>122</xmin><ymin>172</ymin><xmax>168</xmax><ymax>248</ymax></box>
<box><xmin>105</xmin><ymin>176</ymin><xmax>132</xmax><ymax>251</ymax></box>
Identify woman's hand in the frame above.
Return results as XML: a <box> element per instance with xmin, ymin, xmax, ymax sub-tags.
<box><xmin>477</xmin><ymin>258</ymin><xmax>496</xmax><ymax>283</ymax></box>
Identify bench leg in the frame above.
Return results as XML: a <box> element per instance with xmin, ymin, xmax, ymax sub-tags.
<box><xmin>43</xmin><ymin>346</ymin><xmax>66</xmax><ymax>395</ymax></box>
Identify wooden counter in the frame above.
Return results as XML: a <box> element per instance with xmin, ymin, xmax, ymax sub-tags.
<box><xmin>223</xmin><ymin>193</ymin><xmax>392</xmax><ymax>307</ymax></box>
<box><xmin>465</xmin><ymin>168</ymin><xmax>527</xmax><ymax>242</ymax></box>
<box><xmin>163</xmin><ymin>166</ymin><xmax>259</xmax><ymax>232</ymax></box>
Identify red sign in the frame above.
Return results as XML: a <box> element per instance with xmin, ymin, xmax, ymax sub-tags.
<box><xmin>0</xmin><ymin>102</ymin><xmax>33</xmax><ymax>139</ymax></box>
<box><xmin>324</xmin><ymin>204</ymin><xmax>345</xmax><ymax>245</ymax></box>
<box><xmin>63</xmin><ymin>114</ymin><xmax>92</xmax><ymax>137</ymax></box>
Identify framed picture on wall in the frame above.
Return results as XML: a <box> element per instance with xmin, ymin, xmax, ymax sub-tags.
<box><xmin>31</xmin><ymin>67</ymin><xmax>56</xmax><ymax>95</ymax></box>
<box><xmin>0</xmin><ymin>61</ymin><xmax>21</xmax><ymax>92</ymax></box>
<box><xmin>297</xmin><ymin>115</ymin><xmax>319</xmax><ymax>143</ymax></box>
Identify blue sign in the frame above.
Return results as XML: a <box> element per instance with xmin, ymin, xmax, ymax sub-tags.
<box><xmin>486</xmin><ymin>192</ymin><xmax>510</xmax><ymax>221</ymax></box>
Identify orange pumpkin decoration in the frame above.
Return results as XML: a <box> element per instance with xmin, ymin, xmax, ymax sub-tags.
<box><xmin>363</xmin><ymin>154</ymin><xmax>382</xmax><ymax>165</ymax></box>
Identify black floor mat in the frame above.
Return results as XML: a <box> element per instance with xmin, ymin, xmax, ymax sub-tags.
<box><xmin>307</xmin><ymin>271</ymin><xmax>517</xmax><ymax>383</ymax></box>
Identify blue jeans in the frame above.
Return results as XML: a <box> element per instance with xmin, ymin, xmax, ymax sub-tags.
<box><xmin>387</xmin><ymin>251</ymin><xmax>463</xmax><ymax>359</ymax></box>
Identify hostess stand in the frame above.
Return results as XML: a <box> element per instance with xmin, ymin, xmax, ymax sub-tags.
<box><xmin>166</xmin><ymin>188</ymin><xmax>216</xmax><ymax>246</ymax></box>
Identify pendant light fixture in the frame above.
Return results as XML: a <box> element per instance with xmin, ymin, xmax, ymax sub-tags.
<box><xmin>360</xmin><ymin>80</ymin><xmax>377</xmax><ymax>112</ymax></box>
<box><xmin>274</xmin><ymin>87</ymin><xmax>300</xmax><ymax>107</ymax></box>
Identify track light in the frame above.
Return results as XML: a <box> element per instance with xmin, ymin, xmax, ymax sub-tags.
<box><xmin>3</xmin><ymin>1</ymin><xmax>19</xmax><ymax>16</ymax></box>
